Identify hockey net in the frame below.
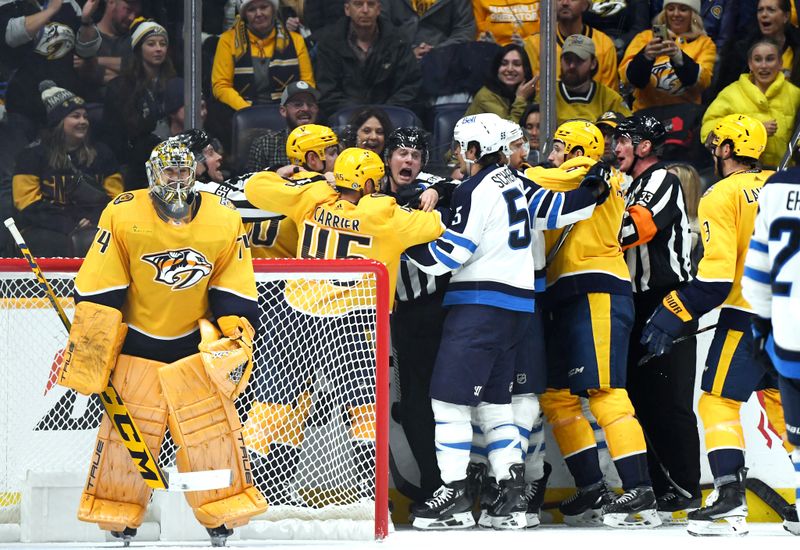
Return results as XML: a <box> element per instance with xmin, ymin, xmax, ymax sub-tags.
<box><xmin>0</xmin><ymin>258</ymin><xmax>390</xmax><ymax>542</ymax></box>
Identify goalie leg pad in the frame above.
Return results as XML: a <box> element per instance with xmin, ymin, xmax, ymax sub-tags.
<box><xmin>158</xmin><ymin>353</ymin><xmax>268</xmax><ymax>528</ymax></box>
<box><xmin>539</xmin><ymin>388</ymin><xmax>596</xmax><ymax>458</ymax></box>
<box><xmin>78</xmin><ymin>355</ymin><xmax>168</xmax><ymax>531</ymax></box>
<box><xmin>59</xmin><ymin>301</ymin><xmax>127</xmax><ymax>395</ymax></box>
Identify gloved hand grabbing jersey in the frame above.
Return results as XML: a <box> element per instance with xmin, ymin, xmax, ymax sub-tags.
<box><xmin>580</xmin><ymin>161</ymin><xmax>612</xmax><ymax>205</ymax></box>
<box><xmin>198</xmin><ymin>316</ymin><xmax>255</xmax><ymax>400</ymax></box>
<box><xmin>641</xmin><ymin>290</ymin><xmax>694</xmax><ymax>357</ymax></box>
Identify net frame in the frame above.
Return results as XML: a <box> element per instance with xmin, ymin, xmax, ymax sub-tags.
<box><xmin>0</xmin><ymin>257</ymin><xmax>391</xmax><ymax>541</ymax></box>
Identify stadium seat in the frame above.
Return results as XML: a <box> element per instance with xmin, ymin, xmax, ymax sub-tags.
<box><xmin>429</xmin><ymin>103</ymin><xmax>469</xmax><ymax>171</ymax></box>
<box><xmin>327</xmin><ymin>105</ymin><xmax>421</xmax><ymax>135</ymax></box>
<box><xmin>85</xmin><ymin>103</ymin><xmax>104</xmax><ymax>134</ymax></box>
<box><xmin>230</xmin><ymin>104</ymin><xmax>285</xmax><ymax>174</ymax></box>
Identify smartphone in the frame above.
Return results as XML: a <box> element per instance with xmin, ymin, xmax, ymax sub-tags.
<box><xmin>652</xmin><ymin>24</ymin><xmax>668</xmax><ymax>40</ymax></box>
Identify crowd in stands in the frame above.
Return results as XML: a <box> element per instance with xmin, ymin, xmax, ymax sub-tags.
<box><xmin>1</xmin><ymin>0</ymin><xmax>800</xmax><ymax>531</ymax></box>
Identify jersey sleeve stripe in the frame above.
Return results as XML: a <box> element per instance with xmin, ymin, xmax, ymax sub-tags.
<box><xmin>546</xmin><ymin>192</ymin><xmax>564</xmax><ymax>229</ymax></box>
<box><xmin>431</xmin><ymin>243</ymin><xmax>462</xmax><ymax>270</ymax></box>
<box><xmin>442</xmin><ymin>229</ymin><xmax>478</xmax><ymax>253</ymax></box>
<box><xmin>748</xmin><ymin>239</ymin><xmax>769</xmax><ymax>253</ymax></box>
<box><xmin>743</xmin><ymin>266</ymin><xmax>771</xmax><ymax>284</ymax></box>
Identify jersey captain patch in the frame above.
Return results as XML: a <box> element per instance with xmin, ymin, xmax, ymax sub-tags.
<box><xmin>141</xmin><ymin>248</ymin><xmax>213</xmax><ymax>290</ymax></box>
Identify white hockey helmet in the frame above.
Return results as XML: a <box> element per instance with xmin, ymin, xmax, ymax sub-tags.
<box><xmin>453</xmin><ymin>113</ymin><xmax>509</xmax><ymax>161</ymax></box>
<box><xmin>497</xmin><ymin>119</ymin><xmax>526</xmax><ymax>158</ymax></box>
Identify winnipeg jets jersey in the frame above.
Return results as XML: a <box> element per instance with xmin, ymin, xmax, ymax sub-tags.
<box><xmin>406</xmin><ymin>163</ymin><xmax>598</xmax><ymax>312</ymax></box>
<box><xmin>743</xmin><ymin>168</ymin><xmax>800</xmax><ymax>378</ymax></box>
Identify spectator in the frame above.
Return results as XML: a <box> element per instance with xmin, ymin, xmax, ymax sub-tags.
<box><xmin>341</xmin><ymin>106</ymin><xmax>393</xmax><ymax>157</ymax></box>
<box><xmin>666</xmin><ymin>162</ymin><xmax>703</xmax><ymax>270</ymax></box>
<box><xmin>701</xmin><ymin>38</ymin><xmax>800</xmax><ymax>168</ymax></box>
<box><xmin>713</xmin><ymin>0</ymin><xmax>800</xmax><ymax>95</ymax></box>
<box><xmin>12</xmin><ymin>82</ymin><xmax>124</xmax><ymax>258</ymax></box>
<box><xmin>163</xmin><ymin>77</ymin><xmax>209</xmax><ymax>138</ymax></box>
<box><xmin>212</xmin><ymin>0</ymin><xmax>314</xmax><ymax>113</ymax></box>
<box><xmin>246</xmin><ymin>80</ymin><xmax>321</xmax><ymax>171</ymax></box>
<box><xmin>553</xmin><ymin>35</ymin><xmax>631</xmax><ymax>125</ymax></box>
<box><xmin>464</xmin><ymin>44</ymin><xmax>537</xmax><ymax>122</ymax></box>
<box><xmin>650</xmin><ymin>0</ymin><xmax>738</xmax><ymax>50</ymax></box>
<box><xmin>79</xmin><ymin>0</ymin><xmax>143</xmax><ymax>101</ymax></box>
<box><xmin>620</xmin><ymin>0</ymin><xmax>716</xmax><ymax>111</ymax></box>
<box><xmin>102</xmin><ymin>18</ymin><xmax>175</xmax><ymax>189</ymax></box>
<box><xmin>303</xmin><ymin>0</ymin><xmax>347</xmax><ymax>37</ymax></box>
<box><xmin>0</xmin><ymin>0</ymin><xmax>101</xmax><ymax>133</ymax></box>
<box><xmin>584</xmin><ymin>0</ymin><xmax>651</xmax><ymax>58</ymax></box>
<box><xmin>520</xmin><ymin>103</ymin><xmax>541</xmax><ymax>150</ymax></box>
<box><xmin>380</xmin><ymin>0</ymin><xmax>476</xmax><ymax>60</ymax></box>
<box><xmin>315</xmin><ymin>0</ymin><xmax>421</xmax><ymax>117</ymax></box>
<box><xmin>524</xmin><ymin>0</ymin><xmax>620</xmax><ymax>90</ymax></box>
<box><xmin>472</xmin><ymin>0</ymin><xmax>540</xmax><ymax>45</ymax></box>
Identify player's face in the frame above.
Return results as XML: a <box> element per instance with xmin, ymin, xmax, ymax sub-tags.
<box><xmin>390</xmin><ymin>147</ymin><xmax>423</xmax><ymax>186</ymax></box>
<box><xmin>244</xmin><ymin>0</ymin><xmax>275</xmax><ymax>35</ymax></box>
<box><xmin>560</xmin><ymin>52</ymin><xmax>593</xmax><ymax>87</ymax></box>
<box><xmin>548</xmin><ymin>141</ymin><xmax>566</xmax><ymax>167</ymax></box>
<box><xmin>323</xmin><ymin>144</ymin><xmax>339</xmax><ymax>171</ymax></box>
<box><xmin>507</xmin><ymin>137</ymin><xmax>530</xmax><ymax>169</ymax></box>
<box><xmin>614</xmin><ymin>134</ymin><xmax>638</xmax><ymax>173</ymax></box>
<box><xmin>345</xmin><ymin>0</ymin><xmax>381</xmax><ymax>30</ymax></box>
<box><xmin>357</xmin><ymin>117</ymin><xmax>385</xmax><ymax>155</ymax></box>
<box><xmin>281</xmin><ymin>94</ymin><xmax>319</xmax><ymax>129</ymax></box>
<box><xmin>141</xmin><ymin>35</ymin><xmax>168</xmax><ymax>68</ymax></box>
<box><xmin>748</xmin><ymin>43</ymin><xmax>782</xmax><ymax>89</ymax></box>
<box><xmin>202</xmin><ymin>145</ymin><xmax>224</xmax><ymax>183</ymax></box>
<box><xmin>758</xmin><ymin>0</ymin><xmax>789</xmax><ymax>37</ymax></box>
<box><xmin>498</xmin><ymin>49</ymin><xmax>525</xmax><ymax>88</ymax></box>
<box><xmin>665</xmin><ymin>3</ymin><xmax>692</xmax><ymax>35</ymax></box>
<box><xmin>62</xmin><ymin>108</ymin><xmax>89</xmax><ymax>146</ymax></box>
<box><xmin>600</xmin><ymin>128</ymin><xmax>617</xmax><ymax>164</ymax></box>
<box><xmin>524</xmin><ymin>111</ymin><xmax>540</xmax><ymax>149</ymax></box>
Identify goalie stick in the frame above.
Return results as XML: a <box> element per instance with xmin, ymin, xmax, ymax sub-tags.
<box><xmin>4</xmin><ymin>217</ymin><xmax>231</xmax><ymax>493</ymax></box>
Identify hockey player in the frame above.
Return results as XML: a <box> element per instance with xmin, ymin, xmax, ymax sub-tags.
<box><xmin>59</xmin><ymin>139</ymin><xmax>267</xmax><ymax>546</ymax></box>
<box><xmin>641</xmin><ymin>114</ymin><xmax>793</xmax><ymax>536</ymax></box>
<box><xmin>526</xmin><ymin>120</ymin><xmax>660</xmax><ymax>529</ymax></box>
<box><xmin>743</xmin><ymin>165</ymin><xmax>800</xmax><ymax>536</ymax></box>
<box><xmin>406</xmin><ymin>113</ymin><xmax>611</xmax><ymax>530</ymax></box>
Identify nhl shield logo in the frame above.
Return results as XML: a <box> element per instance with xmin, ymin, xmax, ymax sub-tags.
<box><xmin>142</xmin><ymin>248</ymin><xmax>213</xmax><ymax>289</ymax></box>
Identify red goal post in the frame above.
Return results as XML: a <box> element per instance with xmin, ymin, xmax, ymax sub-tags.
<box><xmin>0</xmin><ymin>257</ymin><xmax>391</xmax><ymax>542</ymax></box>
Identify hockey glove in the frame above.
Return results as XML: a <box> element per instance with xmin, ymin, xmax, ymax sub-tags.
<box><xmin>396</xmin><ymin>182</ymin><xmax>428</xmax><ymax>209</ymax></box>
<box><xmin>580</xmin><ymin>161</ymin><xmax>612</xmax><ymax>205</ymax></box>
<box><xmin>751</xmin><ymin>316</ymin><xmax>776</xmax><ymax>374</ymax></box>
<box><xmin>641</xmin><ymin>290</ymin><xmax>694</xmax><ymax>357</ymax></box>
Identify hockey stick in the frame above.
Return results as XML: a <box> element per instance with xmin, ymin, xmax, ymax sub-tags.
<box><xmin>4</xmin><ymin>218</ymin><xmax>231</xmax><ymax>493</ymax></box>
<box><xmin>545</xmin><ymin>224</ymin><xmax>574</xmax><ymax>267</ymax></box>
<box><xmin>778</xmin><ymin>116</ymin><xmax>800</xmax><ymax>171</ymax></box>
<box><xmin>640</xmin><ymin>425</ymin><xmax>694</xmax><ymax>499</ymax></box>
<box><xmin>637</xmin><ymin>324</ymin><xmax>718</xmax><ymax>366</ymax></box>
<box><xmin>745</xmin><ymin>477</ymin><xmax>791</xmax><ymax>519</ymax></box>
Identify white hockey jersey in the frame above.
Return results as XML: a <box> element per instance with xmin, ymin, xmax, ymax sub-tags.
<box><xmin>742</xmin><ymin>169</ymin><xmax>800</xmax><ymax>378</ymax></box>
<box><xmin>406</xmin><ymin>163</ymin><xmax>598</xmax><ymax>312</ymax></box>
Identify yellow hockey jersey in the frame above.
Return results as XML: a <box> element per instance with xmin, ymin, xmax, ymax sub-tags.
<box><xmin>472</xmin><ymin>0</ymin><xmax>540</xmax><ymax>45</ymax></box>
<box><xmin>74</xmin><ymin>190</ymin><xmax>257</xmax><ymax>342</ymax></box>
<box><xmin>554</xmin><ymin>81</ymin><xmax>631</xmax><ymax>126</ymax></box>
<box><xmin>244</xmin><ymin>172</ymin><xmax>444</xmax><ymax>313</ymax></box>
<box><xmin>525</xmin><ymin>157</ymin><xmax>631</xmax><ymax>304</ymax></box>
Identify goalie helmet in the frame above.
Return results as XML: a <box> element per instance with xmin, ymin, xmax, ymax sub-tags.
<box><xmin>285</xmin><ymin>124</ymin><xmax>339</xmax><ymax>166</ymax></box>
<box><xmin>333</xmin><ymin>147</ymin><xmax>385</xmax><ymax>191</ymax></box>
<box><xmin>453</xmin><ymin>113</ymin><xmax>509</xmax><ymax>161</ymax></box>
<box><xmin>385</xmin><ymin>127</ymin><xmax>430</xmax><ymax>167</ymax></box>
<box><xmin>146</xmin><ymin>138</ymin><xmax>197</xmax><ymax>223</ymax></box>
<box><xmin>705</xmin><ymin>114</ymin><xmax>767</xmax><ymax>161</ymax></box>
<box><xmin>553</xmin><ymin>120</ymin><xmax>604</xmax><ymax>160</ymax></box>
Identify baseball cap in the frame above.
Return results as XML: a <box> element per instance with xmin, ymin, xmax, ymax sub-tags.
<box><xmin>280</xmin><ymin>81</ymin><xmax>321</xmax><ymax>107</ymax></box>
<box><xmin>562</xmin><ymin>34</ymin><xmax>596</xmax><ymax>60</ymax></box>
<box><xmin>595</xmin><ymin>111</ymin><xmax>625</xmax><ymax>131</ymax></box>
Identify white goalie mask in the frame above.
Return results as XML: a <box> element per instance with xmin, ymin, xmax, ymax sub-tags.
<box><xmin>146</xmin><ymin>139</ymin><xmax>197</xmax><ymax>223</ymax></box>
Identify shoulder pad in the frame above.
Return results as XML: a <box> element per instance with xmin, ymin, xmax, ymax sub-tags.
<box><xmin>113</xmin><ymin>192</ymin><xmax>134</xmax><ymax>205</ymax></box>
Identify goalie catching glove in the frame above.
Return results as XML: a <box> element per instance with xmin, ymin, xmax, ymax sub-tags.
<box><xmin>198</xmin><ymin>316</ymin><xmax>255</xmax><ymax>400</ymax></box>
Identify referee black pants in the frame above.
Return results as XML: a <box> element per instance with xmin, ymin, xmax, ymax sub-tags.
<box><xmin>626</xmin><ymin>287</ymin><xmax>701</xmax><ymax>499</ymax></box>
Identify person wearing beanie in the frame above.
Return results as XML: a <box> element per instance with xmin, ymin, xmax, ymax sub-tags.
<box><xmin>620</xmin><ymin>0</ymin><xmax>717</xmax><ymax>110</ymax></box>
<box><xmin>11</xmin><ymin>81</ymin><xmax>123</xmax><ymax>258</ymax></box>
<box><xmin>101</xmin><ymin>17</ymin><xmax>176</xmax><ymax>189</ymax></box>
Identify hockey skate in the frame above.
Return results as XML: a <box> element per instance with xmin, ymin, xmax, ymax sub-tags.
<box><xmin>110</xmin><ymin>527</ymin><xmax>136</xmax><ymax>547</ymax></box>
<box><xmin>656</xmin><ymin>491</ymin><xmax>701</xmax><ymax>524</ymax></box>
<box><xmin>466</xmin><ymin>462</ymin><xmax>487</xmax><ymax>504</ymax></box>
<box><xmin>686</xmin><ymin>467</ymin><xmax>748</xmax><ymax>536</ymax></box>
<box><xmin>410</xmin><ymin>479</ymin><xmax>476</xmax><ymax>530</ymax></box>
<box><xmin>559</xmin><ymin>480</ymin><xmax>612</xmax><ymax>526</ymax></box>
<box><xmin>485</xmin><ymin>464</ymin><xmax>527</xmax><ymax>530</ymax></box>
<box><xmin>601</xmin><ymin>486</ymin><xmax>661</xmax><ymax>528</ymax></box>
<box><xmin>477</xmin><ymin>476</ymin><xmax>500</xmax><ymax>528</ymax></box>
<box><xmin>782</xmin><ymin>504</ymin><xmax>800</xmax><ymax>535</ymax></box>
<box><xmin>525</xmin><ymin>461</ymin><xmax>552</xmax><ymax>528</ymax></box>
<box><xmin>207</xmin><ymin>525</ymin><xmax>233</xmax><ymax>547</ymax></box>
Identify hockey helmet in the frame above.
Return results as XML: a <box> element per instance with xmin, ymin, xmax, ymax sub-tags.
<box><xmin>453</xmin><ymin>113</ymin><xmax>509</xmax><ymax>160</ymax></box>
<box><xmin>497</xmin><ymin>119</ymin><xmax>528</xmax><ymax>159</ymax></box>
<box><xmin>146</xmin><ymin>138</ymin><xmax>197</xmax><ymax>222</ymax></box>
<box><xmin>173</xmin><ymin>128</ymin><xmax>218</xmax><ymax>163</ymax></box>
<box><xmin>333</xmin><ymin>147</ymin><xmax>385</xmax><ymax>191</ymax></box>
<box><xmin>705</xmin><ymin>114</ymin><xmax>767</xmax><ymax>161</ymax></box>
<box><xmin>385</xmin><ymin>127</ymin><xmax>430</xmax><ymax>167</ymax></box>
<box><xmin>614</xmin><ymin>114</ymin><xmax>667</xmax><ymax>149</ymax></box>
<box><xmin>285</xmin><ymin>124</ymin><xmax>339</xmax><ymax>166</ymax></box>
<box><xmin>553</xmin><ymin>120</ymin><xmax>604</xmax><ymax>160</ymax></box>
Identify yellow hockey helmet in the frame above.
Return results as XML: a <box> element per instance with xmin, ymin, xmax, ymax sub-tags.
<box><xmin>285</xmin><ymin>124</ymin><xmax>339</xmax><ymax>166</ymax></box>
<box><xmin>706</xmin><ymin>114</ymin><xmax>767</xmax><ymax>160</ymax></box>
<box><xmin>553</xmin><ymin>120</ymin><xmax>604</xmax><ymax>160</ymax></box>
<box><xmin>333</xmin><ymin>147</ymin><xmax>385</xmax><ymax>191</ymax></box>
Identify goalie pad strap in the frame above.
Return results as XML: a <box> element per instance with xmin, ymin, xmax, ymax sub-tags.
<box><xmin>59</xmin><ymin>301</ymin><xmax>127</xmax><ymax>395</ymax></box>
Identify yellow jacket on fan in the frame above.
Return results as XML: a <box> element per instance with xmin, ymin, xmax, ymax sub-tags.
<box><xmin>472</xmin><ymin>0</ymin><xmax>539</xmax><ymax>45</ymax></box>
<box><xmin>524</xmin><ymin>157</ymin><xmax>631</xmax><ymax>305</ymax></box>
<box><xmin>700</xmin><ymin>73</ymin><xmax>800</xmax><ymax>169</ymax></box>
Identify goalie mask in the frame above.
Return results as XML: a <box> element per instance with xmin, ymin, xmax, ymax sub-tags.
<box><xmin>147</xmin><ymin>139</ymin><xmax>197</xmax><ymax>223</ymax></box>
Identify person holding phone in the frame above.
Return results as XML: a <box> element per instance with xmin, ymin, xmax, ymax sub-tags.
<box><xmin>619</xmin><ymin>0</ymin><xmax>716</xmax><ymax>110</ymax></box>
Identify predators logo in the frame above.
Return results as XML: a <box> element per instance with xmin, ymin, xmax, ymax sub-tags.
<box><xmin>33</xmin><ymin>23</ymin><xmax>76</xmax><ymax>60</ymax></box>
<box><xmin>651</xmin><ymin>60</ymin><xmax>686</xmax><ymax>96</ymax></box>
<box><xmin>142</xmin><ymin>248</ymin><xmax>213</xmax><ymax>289</ymax></box>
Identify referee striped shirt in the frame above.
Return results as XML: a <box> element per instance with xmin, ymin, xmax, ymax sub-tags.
<box><xmin>620</xmin><ymin>162</ymin><xmax>693</xmax><ymax>293</ymax></box>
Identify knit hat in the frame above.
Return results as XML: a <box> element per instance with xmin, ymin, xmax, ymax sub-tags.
<box><xmin>39</xmin><ymin>80</ymin><xmax>85</xmax><ymax>127</ymax></box>
<box><xmin>130</xmin><ymin>18</ymin><xmax>169</xmax><ymax>49</ymax></box>
<box><xmin>562</xmin><ymin>34</ymin><xmax>596</xmax><ymax>60</ymax></box>
<box><xmin>664</xmin><ymin>0</ymin><xmax>700</xmax><ymax>13</ymax></box>
<box><xmin>237</xmin><ymin>0</ymin><xmax>279</xmax><ymax>12</ymax></box>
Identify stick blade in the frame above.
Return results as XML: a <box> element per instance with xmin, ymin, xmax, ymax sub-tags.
<box><xmin>166</xmin><ymin>469</ymin><xmax>233</xmax><ymax>492</ymax></box>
